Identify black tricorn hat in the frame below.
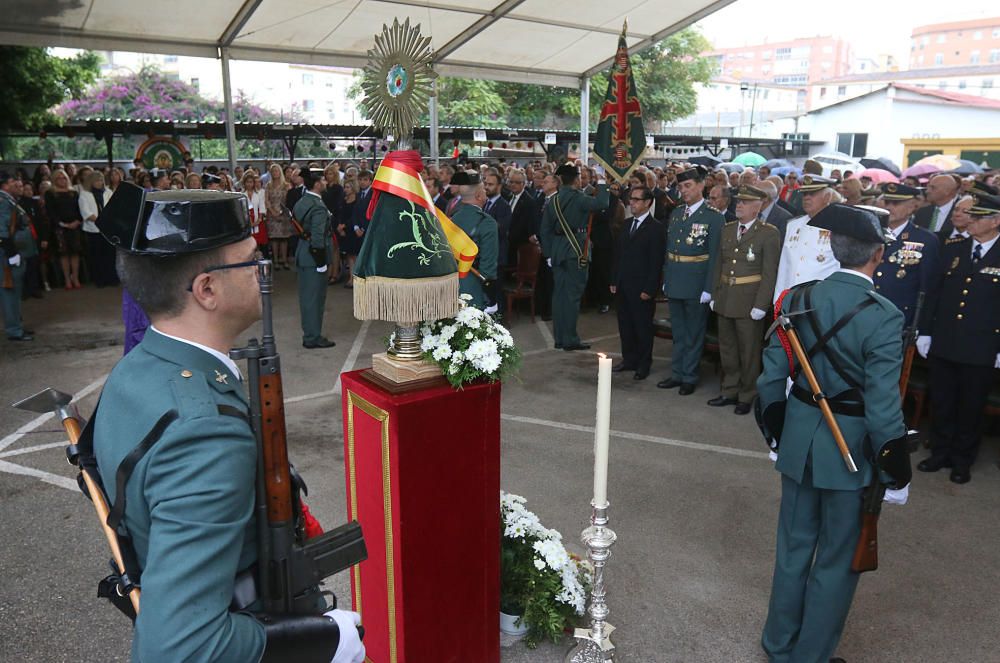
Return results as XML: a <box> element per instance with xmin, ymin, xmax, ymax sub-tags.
<box><xmin>808</xmin><ymin>203</ymin><xmax>886</xmax><ymax>243</ymax></box>
<box><xmin>554</xmin><ymin>163</ymin><xmax>580</xmax><ymax>178</ymax></box>
<box><xmin>853</xmin><ymin>204</ymin><xmax>890</xmax><ymax>230</ymax></box>
<box><xmin>450</xmin><ymin>171</ymin><xmax>481</xmax><ymax>186</ymax></box>
<box><xmin>96</xmin><ymin>182</ymin><xmax>250</xmax><ymax>256</ymax></box>
<box><xmin>676</xmin><ymin>165</ymin><xmax>707</xmax><ymax>183</ymax></box>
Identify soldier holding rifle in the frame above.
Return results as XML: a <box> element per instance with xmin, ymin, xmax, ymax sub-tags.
<box><xmin>88</xmin><ymin>184</ymin><xmax>365</xmax><ymax>662</ymax></box>
<box><xmin>755</xmin><ymin>204</ymin><xmax>912</xmax><ymax>663</ymax></box>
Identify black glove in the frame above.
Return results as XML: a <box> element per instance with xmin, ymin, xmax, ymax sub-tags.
<box><xmin>876</xmin><ymin>434</ymin><xmax>913</xmax><ymax>489</ymax></box>
<box><xmin>753</xmin><ymin>397</ymin><xmax>785</xmax><ymax>451</ymax></box>
<box><xmin>0</xmin><ymin>236</ymin><xmax>18</xmax><ymax>259</ymax></box>
<box><xmin>308</xmin><ymin>247</ymin><xmax>327</xmax><ymax>269</ymax></box>
<box><xmin>256</xmin><ymin>613</ymin><xmax>340</xmax><ymax>663</ymax></box>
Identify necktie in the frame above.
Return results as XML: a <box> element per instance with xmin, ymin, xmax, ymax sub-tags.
<box><xmin>511</xmin><ymin>193</ymin><xmax>519</xmax><ymax>211</ymax></box>
<box><xmin>630</xmin><ymin>218</ymin><xmax>639</xmax><ymax>236</ymax></box>
<box><xmin>973</xmin><ymin>243</ymin><xmax>982</xmax><ymax>263</ymax></box>
<box><xmin>738</xmin><ymin>224</ymin><xmax>747</xmax><ymax>240</ymax></box>
<box><xmin>485</xmin><ymin>199</ymin><xmax>494</xmax><ymax>214</ymax></box>
<box><xmin>684</xmin><ymin>206</ymin><xmax>691</xmax><ymax>220</ymax></box>
<box><xmin>930</xmin><ymin>207</ymin><xmax>940</xmax><ymax>231</ymax></box>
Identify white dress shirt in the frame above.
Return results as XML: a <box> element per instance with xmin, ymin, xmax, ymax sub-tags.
<box><xmin>150</xmin><ymin>326</ymin><xmax>243</xmax><ymax>381</ymax></box>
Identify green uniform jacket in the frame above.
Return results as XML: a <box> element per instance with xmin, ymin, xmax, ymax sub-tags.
<box><xmin>95</xmin><ymin>329</ymin><xmax>264</xmax><ymax>662</ymax></box>
<box><xmin>712</xmin><ymin>219</ymin><xmax>781</xmax><ymax>317</ymax></box>
<box><xmin>293</xmin><ymin>192</ymin><xmax>332</xmax><ymax>268</ymax></box>
<box><xmin>451</xmin><ymin>201</ymin><xmax>499</xmax><ymax>308</ymax></box>
<box><xmin>0</xmin><ymin>190</ymin><xmax>30</xmax><ymax>261</ymax></box>
<box><xmin>540</xmin><ymin>185</ymin><xmax>609</xmax><ymax>264</ymax></box>
<box><xmin>663</xmin><ymin>201</ymin><xmax>724</xmax><ymax>300</ymax></box>
<box><xmin>757</xmin><ymin>271</ymin><xmax>906</xmax><ymax>490</ymax></box>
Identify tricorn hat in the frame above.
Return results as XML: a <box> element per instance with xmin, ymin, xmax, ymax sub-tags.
<box><xmin>676</xmin><ymin>165</ymin><xmax>707</xmax><ymax>183</ymax></box>
<box><xmin>554</xmin><ymin>163</ymin><xmax>580</xmax><ymax>179</ymax></box>
<box><xmin>450</xmin><ymin>171</ymin><xmax>481</xmax><ymax>186</ymax></box>
<box><xmin>808</xmin><ymin>203</ymin><xmax>886</xmax><ymax>243</ymax></box>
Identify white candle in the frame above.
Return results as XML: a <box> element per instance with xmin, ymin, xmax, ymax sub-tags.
<box><xmin>593</xmin><ymin>353</ymin><xmax>612</xmax><ymax>506</ymax></box>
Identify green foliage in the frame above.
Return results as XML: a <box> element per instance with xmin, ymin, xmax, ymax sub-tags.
<box><xmin>0</xmin><ymin>47</ymin><xmax>100</xmax><ymax>133</ymax></box>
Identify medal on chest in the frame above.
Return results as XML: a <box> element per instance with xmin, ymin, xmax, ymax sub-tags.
<box><xmin>746</xmin><ymin>244</ymin><xmax>756</xmax><ymax>262</ymax></box>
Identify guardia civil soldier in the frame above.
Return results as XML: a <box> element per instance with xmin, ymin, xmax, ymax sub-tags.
<box><xmin>708</xmin><ymin>185</ymin><xmax>780</xmax><ymax>413</ymax></box>
<box><xmin>657</xmin><ymin>165</ymin><xmax>724</xmax><ymax>393</ymax></box>
<box><xmin>872</xmin><ymin>182</ymin><xmax>940</xmax><ymax>327</ymax></box>
<box><xmin>540</xmin><ymin>164</ymin><xmax>609</xmax><ymax>350</ymax></box>
<box><xmin>93</xmin><ymin>183</ymin><xmax>365</xmax><ymax>662</ymax></box>
<box><xmin>756</xmin><ymin>204</ymin><xmax>911</xmax><ymax>663</ymax></box>
<box><xmin>449</xmin><ymin>171</ymin><xmax>499</xmax><ymax>309</ymax></box>
<box><xmin>0</xmin><ymin>171</ymin><xmax>32</xmax><ymax>341</ymax></box>
<box><xmin>293</xmin><ymin>168</ymin><xmax>336</xmax><ymax>349</ymax></box>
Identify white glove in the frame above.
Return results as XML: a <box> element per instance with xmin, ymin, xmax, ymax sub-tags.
<box><xmin>709</xmin><ymin>300</ymin><xmax>715</xmax><ymax>311</ymax></box>
<box><xmin>768</xmin><ymin>450</ymin><xmax>778</xmax><ymax>463</ymax></box>
<box><xmin>596</xmin><ymin>178</ymin><xmax>606</xmax><ymax>185</ymax></box>
<box><xmin>883</xmin><ymin>485</ymin><xmax>909</xmax><ymax>506</ymax></box>
<box><xmin>995</xmin><ymin>353</ymin><xmax>1000</xmax><ymax>369</ymax></box>
<box><xmin>915</xmin><ymin>335</ymin><xmax>931</xmax><ymax>359</ymax></box>
<box><xmin>484</xmin><ymin>303</ymin><xmax>498</xmax><ymax>315</ymax></box>
<box><xmin>699</xmin><ymin>291</ymin><xmax>712</xmax><ymax>304</ymax></box>
<box><xmin>316</xmin><ymin>265</ymin><xmax>328</xmax><ymax>273</ymax></box>
<box><xmin>7</xmin><ymin>254</ymin><xmax>20</xmax><ymax>267</ymax></box>
<box><xmin>324</xmin><ymin>609</ymin><xmax>365</xmax><ymax>663</ymax></box>
<box><xmin>750</xmin><ymin>307</ymin><xmax>766</xmax><ymax>321</ymax></box>
<box><xmin>546</xmin><ymin>258</ymin><xmax>552</xmax><ymax>267</ymax></box>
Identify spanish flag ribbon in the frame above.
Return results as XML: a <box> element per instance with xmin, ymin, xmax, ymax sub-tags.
<box><xmin>371</xmin><ymin>154</ymin><xmax>478</xmax><ymax>278</ymax></box>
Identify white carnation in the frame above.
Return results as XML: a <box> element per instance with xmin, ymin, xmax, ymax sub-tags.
<box><xmin>439</xmin><ymin>324</ymin><xmax>458</xmax><ymax>341</ymax></box>
<box><xmin>432</xmin><ymin>345</ymin><xmax>452</xmax><ymax>360</ymax></box>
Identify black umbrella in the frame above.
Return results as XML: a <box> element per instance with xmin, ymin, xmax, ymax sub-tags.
<box><xmin>859</xmin><ymin>157</ymin><xmax>901</xmax><ymax>177</ymax></box>
<box><xmin>689</xmin><ymin>155</ymin><xmax>722</xmax><ymax>168</ymax></box>
<box><xmin>948</xmin><ymin>159</ymin><xmax>985</xmax><ymax>175</ymax></box>
<box><xmin>763</xmin><ymin>159</ymin><xmax>793</xmax><ymax>170</ymax></box>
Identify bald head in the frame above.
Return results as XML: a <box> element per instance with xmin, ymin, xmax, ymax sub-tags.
<box><xmin>758</xmin><ymin>180</ymin><xmax>778</xmax><ymax>202</ymax></box>
<box><xmin>926</xmin><ymin>173</ymin><xmax>960</xmax><ymax>206</ymax></box>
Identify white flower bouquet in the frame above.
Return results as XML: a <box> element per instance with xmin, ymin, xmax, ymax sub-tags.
<box><xmin>500</xmin><ymin>491</ymin><xmax>593</xmax><ymax>647</ymax></box>
<box><xmin>419</xmin><ymin>295</ymin><xmax>521</xmax><ymax>388</ymax></box>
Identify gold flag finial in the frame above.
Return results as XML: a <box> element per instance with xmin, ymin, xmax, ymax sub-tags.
<box><xmin>622</xmin><ymin>18</ymin><xmax>628</xmax><ymax>37</ymax></box>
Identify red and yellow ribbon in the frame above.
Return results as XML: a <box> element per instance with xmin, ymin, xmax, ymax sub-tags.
<box><xmin>371</xmin><ymin>154</ymin><xmax>478</xmax><ymax>278</ymax></box>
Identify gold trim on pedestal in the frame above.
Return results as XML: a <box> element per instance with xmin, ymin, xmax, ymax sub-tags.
<box><xmin>346</xmin><ymin>390</ymin><xmax>397</xmax><ymax>663</ymax></box>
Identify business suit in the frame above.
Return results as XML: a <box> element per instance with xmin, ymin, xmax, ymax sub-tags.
<box><xmin>872</xmin><ymin>219</ymin><xmax>940</xmax><ymax>328</ymax></box>
<box><xmin>765</xmin><ymin>202</ymin><xmax>794</xmax><ymax>241</ymax></box>
<box><xmin>613</xmin><ymin>214</ymin><xmax>666</xmax><ymax>375</ymax></box>
<box><xmin>506</xmin><ymin>191</ymin><xmax>538</xmax><ymax>265</ymax></box>
<box><xmin>293</xmin><ymin>191</ymin><xmax>333</xmax><ymax>345</ymax></box>
<box><xmin>758</xmin><ymin>271</ymin><xmax>906</xmax><ymax>663</ymax></box>
<box><xmin>913</xmin><ymin>198</ymin><xmax>957</xmax><ymax>238</ymax></box>
<box><xmin>483</xmin><ymin>195</ymin><xmax>512</xmax><ymax>268</ymax></box>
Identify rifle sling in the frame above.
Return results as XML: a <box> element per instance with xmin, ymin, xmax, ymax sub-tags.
<box><xmin>553</xmin><ymin>195</ymin><xmax>584</xmax><ymax>261</ymax></box>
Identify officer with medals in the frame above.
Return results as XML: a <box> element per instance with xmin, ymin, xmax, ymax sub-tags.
<box><xmin>872</xmin><ymin>182</ymin><xmax>940</xmax><ymax>327</ymax></box>
<box><xmin>0</xmin><ymin>171</ymin><xmax>33</xmax><ymax>341</ymax></box>
<box><xmin>540</xmin><ymin>164</ymin><xmax>609</xmax><ymax>350</ymax></box>
<box><xmin>449</xmin><ymin>171</ymin><xmax>499</xmax><ymax>309</ymax></box>
<box><xmin>657</xmin><ymin>165</ymin><xmax>724</xmax><ymax>393</ymax></box>
<box><xmin>916</xmin><ymin>191</ymin><xmax>1000</xmax><ymax>484</ymax></box>
<box><xmin>708</xmin><ymin>184</ymin><xmax>780</xmax><ymax>414</ymax></box>
<box><xmin>293</xmin><ymin>168</ymin><xmax>336</xmax><ymax>349</ymax></box>
<box><xmin>772</xmin><ymin>175</ymin><xmax>841</xmax><ymax>302</ymax></box>
<box><xmin>756</xmin><ymin>204</ymin><xmax>911</xmax><ymax>663</ymax></box>
<box><xmin>92</xmin><ymin>184</ymin><xmax>365</xmax><ymax>662</ymax></box>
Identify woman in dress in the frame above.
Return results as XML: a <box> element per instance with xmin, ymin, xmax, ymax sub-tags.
<box><xmin>78</xmin><ymin>170</ymin><xmax>118</xmax><ymax>287</ymax></box>
<box><xmin>338</xmin><ymin>180</ymin><xmax>360</xmax><ymax>287</ymax></box>
<box><xmin>265</xmin><ymin>163</ymin><xmax>293</xmax><ymax>269</ymax></box>
<box><xmin>45</xmin><ymin>169</ymin><xmax>84</xmax><ymax>289</ymax></box>
<box><xmin>321</xmin><ymin>162</ymin><xmax>345</xmax><ymax>283</ymax></box>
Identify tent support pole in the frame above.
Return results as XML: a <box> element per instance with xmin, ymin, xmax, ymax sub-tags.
<box><xmin>430</xmin><ymin>79</ymin><xmax>439</xmax><ymax>166</ymax></box>
<box><xmin>220</xmin><ymin>47</ymin><xmax>238</xmax><ymax>175</ymax></box>
<box><xmin>579</xmin><ymin>77</ymin><xmax>590</xmax><ymax>164</ymax></box>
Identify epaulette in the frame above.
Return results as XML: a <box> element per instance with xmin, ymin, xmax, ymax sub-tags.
<box><xmin>760</xmin><ymin>221</ymin><xmax>778</xmax><ymax>231</ymax></box>
<box><xmin>166</xmin><ymin>369</ymin><xmax>222</xmax><ymax>421</ymax></box>
<box><xmin>724</xmin><ymin>220</ymin><xmax>738</xmax><ymax>227</ymax></box>
<box><xmin>945</xmin><ymin>236</ymin><xmax>966</xmax><ymax>245</ymax></box>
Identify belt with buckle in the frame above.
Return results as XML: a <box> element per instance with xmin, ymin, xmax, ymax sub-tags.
<box><xmin>726</xmin><ymin>274</ymin><xmax>762</xmax><ymax>286</ymax></box>
<box><xmin>667</xmin><ymin>252</ymin><xmax>709</xmax><ymax>263</ymax></box>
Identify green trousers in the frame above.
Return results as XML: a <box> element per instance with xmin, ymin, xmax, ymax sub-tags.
<box><xmin>1</xmin><ymin>262</ymin><xmax>26</xmax><ymax>338</ymax></box>
<box><xmin>551</xmin><ymin>258</ymin><xmax>588</xmax><ymax>347</ymax></box>
<box><xmin>762</xmin><ymin>467</ymin><xmax>863</xmax><ymax>663</ymax></box>
<box><xmin>297</xmin><ymin>267</ymin><xmax>328</xmax><ymax>344</ymax></box>
<box><xmin>667</xmin><ymin>298</ymin><xmax>709</xmax><ymax>384</ymax></box>
<box><xmin>717</xmin><ymin>315</ymin><xmax>766</xmax><ymax>404</ymax></box>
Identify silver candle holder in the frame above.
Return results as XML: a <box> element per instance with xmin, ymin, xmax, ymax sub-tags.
<box><xmin>565</xmin><ymin>501</ymin><xmax>618</xmax><ymax>663</ymax></box>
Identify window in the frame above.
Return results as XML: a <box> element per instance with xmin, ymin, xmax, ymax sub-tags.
<box><xmin>164</xmin><ymin>55</ymin><xmax>178</xmax><ymax>63</ymax></box>
<box><xmin>993</xmin><ymin>28</ymin><xmax>1000</xmax><ymax>38</ymax></box>
<box><xmin>991</xmin><ymin>49</ymin><xmax>1000</xmax><ymax>64</ymax></box>
<box><xmin>763</xmin><ymin>89</ymin><xmax>769</xmax><ymax>99</ymax></box>
<box><xmin>325</xmin><ymin>78</ymin><xmax>334</xmax><ymax>88</ymax></box>
<box><xmin>959</xmin><ymin>80</ymin><xmax>967</xmax><ymax>89</ymax></box>
<box><xmin>776</xmin><ymin>47</ymin><xmax>791</xmax><ymax>60</ymax></box>
<box><xmin>820</xmin><ymin>87</ymin><xmax>827</xmax><ymax>98</ymax></box>
<box><xmin>937</xmin><ymin>34</ymin><xmax>946</xmax><ymax>44</ymax></box>
<box><xmin>190</xmin><ymin>77</ymin><xmax>199</xmax><ymax>90</ymax></box>
<box><xmin>971</xmin><ymin>50</ymin><xmax>981</xmax><ymax>64</ymax></box>
<box><xmin>934</xmin><ymin>53</ymin><xmax>944</xmax><ymax>65</ymax></box>
<box><xmin>302</xmin><ymin>99</ymin><xmax>314</xmax><ymax>111</ymax></box>
<box><xmin>837</xmin><ymin>85</ymin><xmax>847</xmax><ymax>96</ymax></box>
<box><xmin>921</xmin><ymin>36</ymin><xmax>929</xmax><ymax>46</ymax></box>
<box><xmin>302</xmin><ymin>73</ymin><xmax>314</xmax><ymax>85</ymax></box>
<box><xmin>973</xmin><ymin>30</ymin><xmax>983</xmax><ymax>40</ymax></box>
<box><xmin>983</xmin><ymin>79</ymin><xmax>994</xmax><ymax>89</ymax></box>
<box><xmin>939</xmin><ymin>81</ymin><xmax>947</xmax><ymax>89</ymax></box>
<box><xmin>836</xmin><ymin>133</ymin><xmax>868</xmax><ymax>157</ymax></box>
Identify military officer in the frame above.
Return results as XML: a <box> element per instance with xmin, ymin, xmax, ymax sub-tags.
<box><xmin>93</xmin><ymin>183</ymin><xmax>365</xmax><ymax>662</ymax></box>
<box><xmin>708</xmin><ymin>185</ymin><xmax>780</xmax><ymax>413</ymax></box>
<box><xmin>449</xmin><ymin>171</ymin><xmax>499</xmax><ymax>310</ymax></box>
<box><xmin>772</xmin><ymin>176</ymin><xmax>842</xmax><ymax>303</ymax></box>
<box><xmin>756</xmin><ymin>203</ymin><xmax>911</xmax><ymax>663</ymax></box>
<box><xmin>0</xmin><ymin>172</ymin><xmax>32</xmax><ymax>341</ymax></box>
<box><xmin>916</xmin><ymin>192</ymin><xmax>1000</xmax><ymax>484</ymax></box>
<box><xmin>872</xmin><ymin>183</ymin><xmax>940</xmax><ymax>328</ymax></box>
<box><xmin>293</xmin><ymin>168</ymin><xmax>336</xmax><ymax>349</ymax></box>
<box><xmin>540</xmin><ymin>164</ymin><xmax>609</xmax><ymax>350</ymax></box>
<box><xmin>657</xmin><ymin>165</ymin><xmax>724</xmax><ymax>393</ymax></box>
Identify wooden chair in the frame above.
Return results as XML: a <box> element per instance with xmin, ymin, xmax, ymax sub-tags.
<box><xmin>504</xmin><ymin>243</ymin><xmax>541</xmax><ymax>322</ymax></box>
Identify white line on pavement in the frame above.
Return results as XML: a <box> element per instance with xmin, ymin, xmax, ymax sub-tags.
<box><xmin>284</xmin><ymin>319</ymin><xmax>371</xmax><ymax>404</ymax></box>
<box><xmin>0</xmin><ymin>441</ymin><xmax>66</xmax><ymax>459</ymax></box>
<box><xmin>0</xmin><ymin>459</ymin><xmax>78</xmax><ymax>491</ymax></box>
<box><xmin>521</xmin><ymin>332</ymin><xmax>620</xmax><ymax>357</ymax></box>
<box><xmin>535</xmin><ymin>318</ymin><xmax>555</xmax><ymax>348</ymax></box>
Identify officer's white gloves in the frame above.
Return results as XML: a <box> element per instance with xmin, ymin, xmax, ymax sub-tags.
<box><xmin>699</xmin><ymin>291</ymin><xmax>712</xmax><ymax>304</ymax></box>
<box><xmin>316</xmin><ymin>265</ymin><xmax>328</xmax><ymax>273</ymax></box>
<box><xmin>768</xmin><ymin>450</ymin><xmax>778</xmax><ymax>463</ymax></box>
<box><xmin>484</xmin><ymin>303</ymin><xmax>498</xmax><ymax>315</ymax></box>
<box><xmin>916</xmin><ymin>335</ymin><xmax>931</xmax><ymax>358</ymax></box>
<box><xmin>596</xmin><ymin>178</ymin><xmax>606</xmax><ymax>185</ymax></box>
<box><xmin>883</xmin><ymin>485</ymin><xmax>909</xmax><ymax>506</ymax></box>
<box><xmin>750</xmin><ymin>307</ymin><xmax>766</xmax><ymax>321</ymax></box>
<box><xmin>324</xmin><ymin>609</ymin><xmax>366</xmax><ymax>663</ymax></box>
<box><xmin>995</xmin><ymin>353</ymin><xmax>1000</xmax><ymax>369</ymax></box>
<box><xmin>7</xmin><ymin>254</ymin><xmax>20</xmax><ymax>267</ymax></box>
<box><xmin>709</xmin><ymin>300</ymin><xmax>715</xmax><ymax>311</ymax></box>
<box><xmin>546</xmin><ymin>258</ymin><xmax>552</xmax><ymax>268</ymax></box>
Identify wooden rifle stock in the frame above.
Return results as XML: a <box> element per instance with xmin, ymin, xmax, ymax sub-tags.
<box><xmin>851</xmin><ymin>476</ymin><xmax>885</xmax><ymax>573</ymax></box>
<box><xmin>259</xmin><ymin>371</ymin><xmax>294</xmax><ymax>524</ymax></box>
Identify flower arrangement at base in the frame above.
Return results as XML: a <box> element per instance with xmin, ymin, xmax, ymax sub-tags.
<box><xmin>419</xmin><ymin>295</ymin><xmax>521</xmax><ymax>388</ymax></box>
<box><xmin>501</xmin><ymin>491</ymin><xmax>593</xmax><ymax>648</ymax></box>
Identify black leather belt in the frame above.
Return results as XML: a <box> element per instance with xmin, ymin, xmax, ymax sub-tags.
<box><xmin>790</xmin><ymin>383</ymin><xmax>866</xmax><ymax>418</ymax></box>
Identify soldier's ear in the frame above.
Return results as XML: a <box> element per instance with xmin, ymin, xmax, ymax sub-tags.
<box><xmin>188</xmin><ymin>272</ymin><xmax>219</xmax><ymax>311</ymax></box>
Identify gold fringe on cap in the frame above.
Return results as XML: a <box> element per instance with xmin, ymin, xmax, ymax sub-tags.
<box><xmin>353</xmin><ymin>273</ymin><xmax>460</xmax><ymax>322</ymax></box>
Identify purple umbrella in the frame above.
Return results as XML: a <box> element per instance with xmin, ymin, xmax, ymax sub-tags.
<box><xmin>901</xmin><ymin>163</ymin><xmax>940</xmax><ymax>179</ymax></box>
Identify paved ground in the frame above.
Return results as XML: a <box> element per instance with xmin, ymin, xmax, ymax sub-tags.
<box><xmin>1</xmin><ymin>275</ymin><xmax>998</xmax><ymax>662</ymax></box>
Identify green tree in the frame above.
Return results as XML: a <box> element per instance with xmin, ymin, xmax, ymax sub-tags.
<box><xmin>0</xmin><ymin>46</ymin><xmax>100</xmax><ymax>135</ymax></box>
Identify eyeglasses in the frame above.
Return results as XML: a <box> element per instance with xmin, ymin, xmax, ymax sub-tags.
<box><xmin>186</xmin><ymin>256</ymin><xmax>262</xmax><ymax>291</ymax></box>
<box><xmin>629</xmin><ymin>197</ymin><xmax>648</xmax><ymax>202</ymax></box>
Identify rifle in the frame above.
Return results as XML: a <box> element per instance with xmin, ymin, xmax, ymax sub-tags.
<box><xmin>898</xmin><ymin>292</ymin><xmax>925</xmax><ymax>398</ymax></box>
<box><xmin>2</xmin><ymin>207</ymin><xmax>15</xmax><ymax>289</ymax></box>
<box><xmin>230</xmin><ymin>260</ymin><xmax>367</xmax><ymax>614</ymax></box>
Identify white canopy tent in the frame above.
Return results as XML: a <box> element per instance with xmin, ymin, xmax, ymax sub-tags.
<box><xmin>0</xmin><ymin>0</ymin><xmax>733</xmax><ymax>168</ymax></box>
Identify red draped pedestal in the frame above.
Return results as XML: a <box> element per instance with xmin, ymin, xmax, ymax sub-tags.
<box><xmin>341</xmin><ymin>369</ymin><xmax>501</xmax><ymax>663</ymax></box>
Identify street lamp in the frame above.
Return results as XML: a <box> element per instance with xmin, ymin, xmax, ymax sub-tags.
<box><xmin>739</xmin><ymin>81</ymin><xmax>748</xmax><ymax>138</ymax></box>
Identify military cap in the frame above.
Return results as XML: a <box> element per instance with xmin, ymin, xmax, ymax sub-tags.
<box><xmin>734</xmin><ymin>184</ymin><xmax>768</xmax><ymax>201</ymax></box>
<box><xmin>675</xmin><ymin>165</ymin><xmax>708</xmax><ymax>183</ymax></box>
<box><xmin>450</xmin><ymin>171</ymin><xmax>481</xmax><ymax>186</ymax></box>
<box><xmin>969</xmin><ymin>181</ymin><xmax>998</xmax><ymax>197</ymax></box>
<box><xmin>554</xmin><ymin>164</ymin><xmax>580</xmax><ymax>178</ymax></box>
<box><xmin>859</xmin><ymin>185</ymin><xmax>880</xmax><ymax>202</ymax></box>
<box><xmin>97</xmin><ymin>182</ymin><xmax>250</xmax><ymax>256</ymax></box>
<box><xmin>968</xmin><ymin>192</ymin><xmax>1000</xmax><ymax>217</ymax></box>
<box><xmin>880</xmin><ymin>182</ymin><xmax>923</xmax><ymax>200</ymax></box>
<box><xmin>201</xmin><ymin>172</ymin><xmax>222</xmax><ymax>187</ymax></box>
<box><xmin>797</xmin><ymin>175</ymin><xmax>836</xmax><ymax>192</ymax></box>
<box><xmin>854</xmin><ymin>204</ymin><xmax>890</xmax><ymax>230</ymax></box>
<box><xmin>808</xmin><ymin>203</ymin><xmax>886</xmax><ymax>243</ymax></box>
<box><xmin>149</xmin><ymin>168</ymin><xmax>168</xmax><ymax>181</ymax></box>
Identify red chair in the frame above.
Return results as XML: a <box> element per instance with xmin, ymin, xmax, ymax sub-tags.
<box><xmin>504</xmin><ymin>242</ymin><xmax>541</xmax><ymax>322</ymax></box>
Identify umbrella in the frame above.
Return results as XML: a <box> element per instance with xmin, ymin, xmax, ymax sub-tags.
<box><xmin>732</xmin><ymin>151</ymin><xmax>766</xmax><ymax>167</ymax></box>
<box><xmin>763</xmin><ymin>159</ymin><xmax>793</xmax><ymax>170</ymax></box>
<box><xmin>771</xmin><ymin>166</ymin><xmax>802</xmax><ymax>178</ymax></box>
<box><xmin>859</xmin><ymin>157</ymin><xmax>901</xmax><ymax>177</ymax></box>
<box><xmin>689</xmin><ymin>155</ymin><xmax>722</xmax><ymax>168</ymax></box>
<box><xmin>718</xmin><ymin>162</ymin><xmax>745</xmax><ymax>174</ymax></box>
<box><xmin>852</xmin><ymin>168</ymin><xmax>899</xmax><ymax>184</ymax></box>
<box><xmin>914</xmin><ymin>154</ymin><xmax>962</xmax><ymax>171</ymax></box>
<box><xmin>947</xmin><ymin>159</ymin><xmax>984</xmax><ymax>175</ymax></box>
<box><xmin>901</xmin><ymin>162</ymin><xmax>941</xmax><ymax>180</ymax></box>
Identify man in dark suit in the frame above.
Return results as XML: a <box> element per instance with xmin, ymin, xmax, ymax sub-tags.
<box><xmin>351</xmin><ymin>170</ymin><xmax>374</xmax><ymax>241</ymax></box>
<box><xmin>285</xmin><ymin>167</ymin><xmax>306</xmax><ymax>212</ymax></box>
<box><xmin>611</xmin><ymin>185</ymin><xmax>666</xmax><ymax>380</ymax></box>
<box><xmin>505</xmin><ymin>169</ymin><xmax>538</xmax><ymax>265</ymax></box>
<box><xmin>483</xmin><ymin>170</ymin><xmax>513</xmax><ymax>311</ymax></box>
<box><xmin>760</xmin><ymin>181</ymin><xmax>794</xmax><ymax>240</ymax></box>
<box><xmin>913</xmin><ymin>173</ymin><xmax>960</xmax><ymax>238</ymax></box>
<box><xmin>426</xmin><ymin>176</ymin><xmax>447</xmax><ymax>211</ymax></box>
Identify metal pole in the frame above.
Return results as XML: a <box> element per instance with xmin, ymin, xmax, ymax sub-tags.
<box><xmin>579</xmin><ymin>77</ymin><xmax>590</xmax><ymax>163</ymax></box>
<box><xmin>430</xmin><ymin>79</ymin><xmax>439</xmax><ymax>166</ymax></box>
<box><xmin>220</xmin><ymin>47</ymin><xmax>238</xmax><ymax>175</ymax></box>
<box><xmin>748</xmin><ymin>83</ymin><xmax>758</xmax><ymax>139</ymax></box>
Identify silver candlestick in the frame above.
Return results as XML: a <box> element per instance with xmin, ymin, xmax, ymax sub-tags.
<box><xmin>565</xmin><ymin>501</ymin><xmax>618</xmax><ymax>663</ymax></box>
